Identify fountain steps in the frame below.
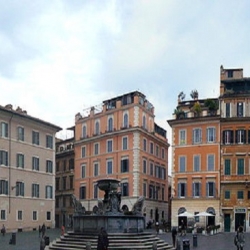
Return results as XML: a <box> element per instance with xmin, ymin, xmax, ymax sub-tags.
<box><xmin>48</xmin><ymin>232</ymin><xmax>175</xmax><ymax>250</ymax></box>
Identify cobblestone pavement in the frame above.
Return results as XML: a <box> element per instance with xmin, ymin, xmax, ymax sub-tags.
<box><xmin>0</xmin><ymin>228</ymin><xmax>246</xmax><ymax>250</ymax></box>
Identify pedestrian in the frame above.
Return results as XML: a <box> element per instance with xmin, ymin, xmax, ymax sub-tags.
<box><xmin>41</xmin><ymin>223</ymin><xmax>46</xmax><ymax>238</ymax></box>
<box><xmin>97</xmin><ymin>227</ymin><xmax>109</xmax><ymax>250</ymax></box>
<box><xmin>40</xmin><ymin>235</ymin><xmax>46</xmax><ymax>250</ymax></box>
<box><xmin>155</xmin><ymin>221</ymin><xmax>159</xmax><ymax>235</ymax></box>
<box><xmin>180</xmin><ymin>220</ymin><xmax>186</xmax><ymax>236</ymax></box>
<box><xmin>61</xmin><ymin>225</ymin><xmax>65</xmax><ymax>236</ymax></box>
<box><xmin>38</xmin><ymin>225</ymin><xmax>41</xmax><ymax>238</ymax></box>
<box><xmin>1</xmin><ymin>224</ymin><xmax>6</xmax><ymax>236</ymax></box>
<box><xmin>171</xmin><ymin>226</ymin><xmax>177</xmax><ymax>248</ymax></box>
<box><xmin>235</xmin><ymin>226</ymin><xmax>245</xmax><ymax>250</ymax></box>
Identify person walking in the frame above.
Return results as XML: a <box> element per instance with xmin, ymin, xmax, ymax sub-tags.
<box><xmin>235</xmin><ymin>226</ymin><xmax>245</xmax><ymax>250</ymax></box>
<box><xmin>97</xmin><ymin>227</ymin><xmax>109</xmax><ymax>250</ymax></box>
<box><xmin>41</xmin><ymin>223</ymin><xmax>46</xmax><ymax>238</ymax></box>
<box><xmin>40</xmin><ymin>235</ymin><xmax>46</xmax><ymax>250</ymax></box>
<box><xmin>155</xmin><ymin>221</ymin><xmax>159</xmax><ymax>235</ymax></box>
<box><xmin>180</xmin><ymin>220</ymin><xmax>186</xmax><ymax>236</ymax></box>
<box><xmin>61</xmin><ymin>225</ymin><xmax>65</xmax><ymax>236</ymax></box>
<box><xmin>171</xmin><ymin>226</ymin><xmax>177</xmax><ymax>249</ymax></box>
<box><xmin>1</xmin><ymin>224</ymin><xmax>6</xmax><ymax>236</ymax></box>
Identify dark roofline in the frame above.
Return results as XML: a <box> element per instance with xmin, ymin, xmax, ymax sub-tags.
<box><xmin>102</xmin><ymin>91</ymin><xmax>146</xmax><ymax>104</ymax></box>
<box><xmin>0</xmin><ymin>105</ymin><xmax>62</xmax><ymax>131</ymax></box>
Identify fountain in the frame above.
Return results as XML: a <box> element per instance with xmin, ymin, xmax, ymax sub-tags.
<box><xmin>73</xmin><ymin>178</ymin><xmax>145</xmax><ymax>233</ymax></box>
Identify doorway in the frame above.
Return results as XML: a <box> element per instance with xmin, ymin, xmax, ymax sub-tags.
<box><xmin>235</xmin><ymin>213</ymin><xmax>245</xmax><ymax>231</ymax></box>
<box><xmin>224</xmin><ymin>214</ymin><xmax>230</xmax><ymax>232</ymax></box>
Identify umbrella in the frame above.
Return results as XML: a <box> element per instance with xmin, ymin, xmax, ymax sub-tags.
<box><xmin>177</xmin><ymin>211</ymin><xmax>194</xmax><ymax>217</ymax></box>
<box><xmin>195</xmin><ymin>212</ymin><xmax>214</xmax><ymax>217</ymax></box>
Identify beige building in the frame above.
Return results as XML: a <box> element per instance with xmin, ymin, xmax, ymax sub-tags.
<box><xmin>0</xmin><ymin>104</ymin><xmax>61</xmax><ymax>232</ymax></box>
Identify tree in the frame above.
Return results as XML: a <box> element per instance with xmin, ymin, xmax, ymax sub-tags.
<box><xmin>190</xmin><ymin>90</ymin><xmax>199</xmax><ymax>100</ymax></box>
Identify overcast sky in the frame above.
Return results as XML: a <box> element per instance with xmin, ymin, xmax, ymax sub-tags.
<box><xmin>1</xmin><ymin>0</ymin><xmax>250</xmax><ymax>172</ymax></box>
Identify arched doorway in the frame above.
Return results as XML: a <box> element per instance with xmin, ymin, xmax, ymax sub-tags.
<box><xmin>206</xmin><ymin>207</ymin><xmax>215</xmax><ymax>226</ymax></box>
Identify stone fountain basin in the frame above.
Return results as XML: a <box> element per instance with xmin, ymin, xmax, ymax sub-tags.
<box><xmin>97</xmin><ymin>178</ymin><xmax>120</xmax><ymax>191</ymax></box>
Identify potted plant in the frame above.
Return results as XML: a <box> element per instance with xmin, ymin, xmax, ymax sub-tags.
<box><xmin>192</xmin><ymin>102</ymin><xmax>202</xmax><ymax>117</ymax></box>
<box><xmin>174</xmin><ymin>107</ymin><xmax>185</xmax><ymax>119</ymax></box>
<box><xmin>204</xmin><ymin>99</ymin><xmax>218</xmax><ymax>116</ymax></box>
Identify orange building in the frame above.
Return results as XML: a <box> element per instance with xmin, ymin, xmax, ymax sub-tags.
<box><xmin>220</xmin><ymin>66</ymin><xmax>250</xmax><ymax>232</ymax></box>
<box><xmin>74</xmin><ymin>91</ymin><xmax>169</xmax><ymax>224</ymax></box>
<box><xmin>168</xmin><ymin>97</ymin><xmax>221</xmax><ymax>229</ymax></box>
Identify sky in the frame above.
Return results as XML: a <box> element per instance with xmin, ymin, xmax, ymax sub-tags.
<box><xmin>1</xmin><ymin>0</ymin><xmax>250</xmax><ymax>172</ymax></box>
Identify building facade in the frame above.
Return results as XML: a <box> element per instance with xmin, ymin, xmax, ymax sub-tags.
<box><xmin>74</xmin><ymin>91</ymin><xmax>169</xmax><ymax>224</ymax></box>
<box><xmin>168</xmin><ymin>65</ymin><xmax>250</xmax><ymax>232</ymax></box>
<box><xmin>0</xmin><ymin>104</ymin><xmax>61</xmax><ymax>231</ymax></box>
<box><xmin>55</xmin><ymin>137</ymin><xmax>75</xmax><ymax>229</ymax></box>
<box><xmin>168</xmin><ymin>98</ymin><xmax>221</xmax><ymax>229</ymax></box>
<box><xmin>220</xmin><ymin>66</ymin><xmax>250</xmax><ymax>232</ymax></box>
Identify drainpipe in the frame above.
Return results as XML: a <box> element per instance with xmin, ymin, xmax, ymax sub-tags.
<box><xmin>8</xmin><ymin>114</ymin><xmax>14</xmax><ymax>214</ymax></box>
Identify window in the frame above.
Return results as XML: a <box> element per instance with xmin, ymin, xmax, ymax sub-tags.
<box><xmin>236</xmin><ymin>130</ymin><xmax>246</xmax><ymax>144</ymax></box>
<box><xmin>69</xmin><ymin>176</ymin><xmax>73</xmax><ymax>189</ymax></box>
<box><xmin>193</xmin><ymin>182</ymin><xmax>201</xmax><ymax>197</ymax></box>
<box><xmin>143</xmin><ymin>183</ymin><xmax>147</xmax><ymax>197</ymax></box>
<box><xmin>206</xmin><ymin>182</ymin><xmax>215</xmax><ymax>197</ymax></box>
<box><xmin>207</xmin><ymin>154</ymin><xmax>215</xmax><ymax>171</ymax></box>
<box><xmin>17</xmin><ymin>126</ymin><xmax>24</xmax><ymax>141</ymax></box>
<box><xmin>32</xmin><ymin>131</ymin><xmax>39</xmax><ymax>145</ymax></box>
<box><xmin>121</xmin><ymin>182</ymin><xmax>129</xmax><ymax>196</ymax></box>
<box><xmin>123</xmin><ymin>113</ymin><xmax>128</xmax><ymax>128</ymax></box>
<box><xmin>225</xmin><ymin>190</ymin><xmax>230</xmax><ymax>199</ymax></box>
<box><xmin>150</xmin><ymin>162</ymin><xmax>154</xmax><ymax>175</ymax></box>
<box><xmin>150</xmin><ymin>142</ymin><xmax>154</xmax><ymax>154</ymax></box>
<box><xmin>107</xmin><ymin>160</ymin><xmax>113</xmax><ymax>174</ymax></box>
<box><xmin>0</xmin><ymin>150</ymin><xmax>8</xmax><ymax>166</ymax></box>
<box><xmin>69</xmin><ymin>158</ymin><xmax>74</xmax><ymax>170</ymax></box>
<box><xmin>237</xmin><ymin>159</ymin><xmax>244</xmax><ymax>175</ymax></box>
<box><xmin>94</xmin><ymin>184</ymin><xmax>98</xmax><ymax>199</ymax></box>
<box><xmin>95</xmin><ymin>121</ymin><xmax>100</xmax><ymax>135</ymax></box>
<box><xmin>0</xmin><ymin>180</ymin><xmax>8</xmax><ymax>195</ymax></box>
<box><xmin>224</xmin><ymin>159</ymin><xmax>231</xmax><ymax>175</ymax></box>
<box><xmin>63</xmin><ymin>177</ymin><xmax>67</xmax><ymax>189</ymax></box>
<box><xmin>237</xmin><ymin>190</ymin><xmax>244</xmax><ymax>199</ymax></box>
<box><xmin>227</xmin><ymin>70</ymin><xmax>233</xmax><ymax>78</ymax></box>
<box><xmin>156</xmin><ymin>145</ymin><xmax>159</xmax><ymax>157</ymax></box>
<box><xmin>56</xmin><ymin>162</ymin><xmax>59</xmax><ymax>172</ymax></box>
<box><xmin>107</xmin><ymin>140</ymin><xmax>113</xmax><ymax>153</ymax></box>
<box><xmin>46</xmin><ymin>185</ymin><xmax>53</xmax><ymax>199</ymax></box>
<box><xmin>143</xmin><ymin>138</ymin><xmax>147</xmax><ymax>151</ymax></box>
<box><xmin>162</xmin><ymin>187</ymin><xmax>165</xmax><ymax>201</ymax></box>
<box><xmin>179</xmin><ymin>156</ymin><xmax>186</xmax><ymax>172</ymax></box>
<box><xmin>17</xmin><ymin>210</ymin><xmax>23</xmax><ymax>220</ymax></box>
<box><xmin>81</xmin><ymin>146</ymin><xmax>86</xmax><ymax>158</ymax></box>
<box><xmin>32</xmin><ymin>157</ymin><xmax>39</xmax><ymax>171</ymax></box>
<box><xmin>32</xmin><ymin>184</ymin><xmax>39</xmax><ymax>198</ymax></box>
<box><xmin>56</xmin><ymin>178</ymin><xmax>60</xmax><ymax>191</ymax></box>
<box><xmin>79</xmin><ymin>186</ymin><xmax>86</xmax><ymax>199</ymax></box>
<box><xmin>193</xmin><ymin>155</ymin><xmax>200</xmax><ymax>172</ymax></box>
<box><xmin>47</xmin><ymin>211</ymin><xmax>51</xmax><ymax>220</ymax></box>
<box><xmin>46</xmin><ymin>160</ymin><xmax>53</xmax><ymax>173</ymax></box>
<box><xmin>149</xmin><ymin>185</ymin><xmax>155</xmax><ymax>199</ymax></box>
<box><xmin>237</xmin><ymin>102</ymin><xmax>244</xmax><ymax>117</ymax></box>
<box><xmin>63</xmin><ymin>160</ymin><xmax>67</xmax><ymax>171</ymax></box>
<box><xmin>179</xmin><ymin>130</ymin><xmax>186</xmax><ymax>145</ymax></box>
<box><xmin>207</xmin><ymin>128</ymin><xmax>216</xmax><ymax>143</ymax></box>
<box><xmin>94</xmin><ymin>162</ymin><xmax>99</xmax><ymax>176</ymax></box>
<box><xmin>121</xmin><ymin>158</ymin><xmax>129</xmax><ymax>173</ymax></box>
<box><xmin>178</xmin><ymin>182</ymin><xmax>186</xmax><ymax>197</ymax></box>
<box><xmin>143</xmin><ymin>159</ymin><xmax>147</xmax><ymax>174</ymax></box>
<box><xmin>16</xmin><ymin>154</ymin><xmax>24</xmax><ymax>168</ymax></box>
<box><xmin>94</xmin><ymin>143</ymin><xmax>99</xmax><ymax>155</ymax></box>
<box><xmin>161</xmin><ymin>148</ymin><xmax>165</xmax><ymax>159</ymax></box>
<box><xmin>223</xmin><ymin>130</ymin><xmax>234</xmax><ymax>144</ymax></box>
<box><xmin>0</xmin><ymin>210</ymin><xmax>6</xmax><ymax>220</ymax></box>
<box><xmin>142</xmin><ymin>115</ymin><xmax>146</xmax><ymax>129</ymax></box>
<box><xmin>193</xmin><ymin>128</ymin><xmax>202</xmax><ymax>144</ymax></box>
<box><xmin>81</xmin><ymin>164</ymin><xmax>86</xmax><ymax>178</ymax></box>
<box><xmin>16</xmin><ymin>182</ymin><xmax>24</xmax><ymax>196</ymax></box>
<box><xmin>122</xmin><ymin>137</ymin><xmax>128</xmax><ymax>150</ymax></box>
<box><xmin>46</xmin><ymin>135</ymin><xmax>53</xmax><ymax>149</ymax></box>
<box><xmin>1</xmin><ymin>122</ymin><xmax>8</xmax><ymax>138</ymax></box>
<box><xmin>33</xmin><ymin>211</ymin><xmax>37</xmax><ymax>221</ymax></box>
<box><xmin>82</xmin><ymin>124</ymin><xmax>87</xmax><ymax>138</ymax></box>
<box><xmin>108</xmin><ymin>117</ymin><xmax>113</xmax><ymax>131</ymax></box>
<box><xmin>226</xmin><ymin>103</ymin><xmax>230</xmax><ymax>118</ymax></box>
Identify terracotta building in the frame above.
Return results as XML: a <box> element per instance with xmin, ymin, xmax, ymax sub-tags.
<box><xmin>168</xmin><ymin>65</ymin><xmax>250</xmax><ymax>233</ymax></box>
<box><xmin>74</xmin><ymin>91</ymin><xmax>169</xmax><ymax>224</ymax></box>
<box><xmin>55</xmin><ymin>136</ymin><xmax>75</xmax><ymax>229</ymax></box>
<box><xmin>168</xmin><ymin>96</ymin><xmax>221</xmax><ymax>229</ymax></box>
<box><xmin>220</xmin><ymin>65</ymin><xmax>250</xmax><ymax>232</ymax></box>
<box><xmin>0</xmin><ymin>104</ymin><xmax>61</xmax><ymax>231</ymax></box>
